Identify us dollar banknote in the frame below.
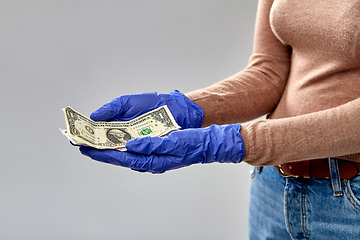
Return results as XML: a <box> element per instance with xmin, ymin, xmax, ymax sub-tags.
<box><xmin>60</xmin><ymin>105</ymin><xmax>180</xmax><ymax>150</ymax></box>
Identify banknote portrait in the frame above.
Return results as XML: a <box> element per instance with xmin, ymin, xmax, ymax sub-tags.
<box><xmin>106</xmin><ymin>129</ymin><xmax>132</xmax><ymax>144</ymax></box>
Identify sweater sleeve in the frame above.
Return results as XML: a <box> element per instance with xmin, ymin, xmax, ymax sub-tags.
<box><xmin>186</xmin><ymin>0</ymin><xmax>291</xmax><ymax>126</ymax></box>
<box><xmin>241</xmin><ymin>97</ymin><xmax>360</xmax><ymax>166</ymax></box>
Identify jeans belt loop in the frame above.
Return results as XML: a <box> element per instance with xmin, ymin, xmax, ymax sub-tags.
<box><xmin>328</xmin><ymin>158</ymin><xmax>343</xmax><ymax>197</ymax></box>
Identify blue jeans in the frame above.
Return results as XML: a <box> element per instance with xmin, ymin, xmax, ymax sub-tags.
<box><xmin>249</xmin><ymin>158</ymin><xmax>360</xmax><ymax>240</ymax></box>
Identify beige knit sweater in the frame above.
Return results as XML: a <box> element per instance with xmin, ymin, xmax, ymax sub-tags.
<box><xmin>186</xmin><ymin>0</ymin><xmax>360</xmax><ymax>166</ymax></box>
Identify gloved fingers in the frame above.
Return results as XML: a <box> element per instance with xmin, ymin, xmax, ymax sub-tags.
<box><xmin>125</xmin><ymin>137</ymin><xmax>166</xmax><ymax>155</ymax></box>
<box><xmin>89</xmin><ymin>96</ymin><xmax>141</xmax><ymax>121</ymax></box>
<box><xmin>125</xmin><ymin>137</ymin><xmax>204</xmax><ymax>171</ymax></box>
<box><xmin>88</xmin><ymin>90</ymin><xmax>203</xmax><ymax>129</ymax></box>
<box><xmin>79</xmin><ymin>146</ymin><xmax>172</xmax><ymax>173</ymax></box>
<box><xmin>111</xmin><ymin>92</ymin><xmax>166</xmax><ymax>120</ymax></box>
<box><xmin>79</xmin><ymin>146</ymin><xmax>134</xmax><ymax>167</ymax></box>
<box><xmin>125</xmin><ymin>130</ymin><xmax>197</xmax><ymax>156</ymax></box>
<box><xmin>90</xmin><ymin>93</ymin><xmax>162</xmax><ymax>122</ymax></box>
<box><xmin>90</xmin><ymin>100</ymin><xmax>126</xmax><ymax>121</ymax></box>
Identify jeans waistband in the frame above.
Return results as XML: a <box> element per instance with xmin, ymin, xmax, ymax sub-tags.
<box><xmin>276</xmin><ymin>158</ymin><xmax>360</xmax><ymax>180</ymax></box>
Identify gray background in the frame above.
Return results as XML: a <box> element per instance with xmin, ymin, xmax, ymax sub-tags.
<box><xmin>0</xmin><ymin>1</ymin><xmax>258</xmax><ymax>239</ymax></box>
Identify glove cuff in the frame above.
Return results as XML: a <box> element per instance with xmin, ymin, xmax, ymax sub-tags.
<box><xmin>170</xmin><ymin>90</ymin><xmax>204</xmax><ymax>128</ymax></box>
<box><xmin>206</xmin><ymin>123</ymin><xmax>245</xmax><ymax>164</ymax></box>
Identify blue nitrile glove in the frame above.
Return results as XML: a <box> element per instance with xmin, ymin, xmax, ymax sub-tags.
<box><xmin>79</xmin><ymin>124</ymin><xmax>245</xmax><ymax>174</ymax></box>
<box><xmin>90</xmin><ymin>90</ymin><xmax>203</xmax><ymax>129</ymax></box>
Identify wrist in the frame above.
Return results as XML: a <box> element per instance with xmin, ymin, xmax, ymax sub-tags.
<box><xmin>170</xmin><ymin>90</ymin><xmax>204</xmax><ymax>128</ymax></box>
<box><xmin>204</xmin><ymin>124</ymin><xmax>245</xmax><ymax>164</ymax></box>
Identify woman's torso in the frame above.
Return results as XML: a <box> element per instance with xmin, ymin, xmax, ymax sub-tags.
<box><xmin>268</xmin><ymin>0</ymin><xmax>360</xmax><ymax>119</ymax></box>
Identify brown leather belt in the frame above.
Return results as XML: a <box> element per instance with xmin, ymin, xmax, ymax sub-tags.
<box><xmin>276</xmin><ymin>159</ymin><xmax>360</xmax><ymax>180</ymax></box>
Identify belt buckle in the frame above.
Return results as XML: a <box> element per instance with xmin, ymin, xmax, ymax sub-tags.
<box><xmin>277</xmin><ymin>165</ymin><xmax>299</xmax><ymax>178</ymax></box>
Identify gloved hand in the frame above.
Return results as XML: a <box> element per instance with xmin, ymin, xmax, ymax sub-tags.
<box><xmin>80</xmin><ymin>124</ymin><xmax>245</xmax><ymax>174</ymax></box>
<box><xmin>90</xmin><ymin>90</ymin><xmax>203</xmax><ymax>129</ymax></box>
